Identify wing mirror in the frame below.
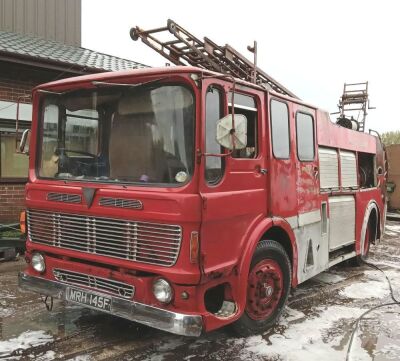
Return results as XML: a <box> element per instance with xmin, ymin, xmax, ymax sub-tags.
<box><xmin>216</xmin><ymin>114</ymin><xmax>247</xmax><ymax>150</ymax></box>
<box><xmin>19</xmin><ymin>129</ymin><xmax>31</xmax><ymax>154</ymax></box>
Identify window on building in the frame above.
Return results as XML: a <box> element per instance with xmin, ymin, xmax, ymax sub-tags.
<box><xmin>228</xmin><ymin>92</ymin><xmax>258</xmax><ymax>158</ymax></box>
<box><xmin>296</xmin><ymin>112</ymin><xmax>315</xmax><ymax>161</ymax></box>
<box><xmin>0</xmin><ymin>132</ymin><xmax>29</xmax><ymax>179</ymax></box>
<box><xmin>270</xmin><ymin>99</ymin><xmax>290</xmax><ymax>159</ymax></box>
<box><xmin>0</xmin><ymin>100</ymin><xmax>32</xmax><ymax>180</ymax></box>
<box><xmin>205</xmin><ymin>87</ymin><xmax>224</xmax><ymax>184</ymax></box>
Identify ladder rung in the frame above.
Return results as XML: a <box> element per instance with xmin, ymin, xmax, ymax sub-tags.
<box><xmin>341</xmin><ymin>107</ymin><xmax>367</xmax><ymax>111</ymax></box>
<box><xmin>179</xmin><ymin>46</ymin><xmax>206</xmax><ymax>53</ymax></box>
<box><xmin>345</xmin><ymin>82</ymin><xmax>368</xmax><ymax>86</ymax></box>
<box><xmin>164</xmin><ymin>39</ymin><xmax>183</xmax><ymax>46</ymax></box>
<box><xmin>131</xmin><ymin>19</ymin><xmax>299</xmax><ymax>99</ymax></box>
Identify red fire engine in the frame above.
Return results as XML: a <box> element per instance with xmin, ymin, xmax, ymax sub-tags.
<box><xmin>18</xmin><ymin>20</ymin><xmax>386</xmax><ymax>337</ymax></box>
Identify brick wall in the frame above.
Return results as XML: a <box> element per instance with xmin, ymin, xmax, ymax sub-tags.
<box><xmin>0</xmin><ymin>61</ymin><xmax>62</xmax><ymax>104</ymax></box>
<box><xmin>0</xmin><ymin>73</ymin><xmax>30</xmax><ymax>223</ymax></box>
<box><xmin>0</xmin><ymin>62</ymin><xmax>80</xmax><ymax>224</ymax></box>
<box><xmin>0</xmin><ymin>184</ymin><xmax>25</xmax><ymax>223</ymax></box>
<box><xmin>387</xmin><ymin>144</ymin><xmax>400</xmax><ymax>210</ymax></box>
<box><xmin>0</xmin><ymin>63</ymin><xmax>46</xmax><ymax>224</ymax></box>
<box><xmin>0</xmin><ymin>77</ymin><xmax>33</xmax><ymax>103</ymax></box>
<box><xmin>0</xmin><ymin>70</ymin><xmax>31</xmax><ymax>223</ymax></box>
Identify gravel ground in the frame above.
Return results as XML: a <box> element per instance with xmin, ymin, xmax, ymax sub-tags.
<box><xmin>0</xmin><ymin>222</ymin><xmax>399</xmax><ymax>361</ymax></box>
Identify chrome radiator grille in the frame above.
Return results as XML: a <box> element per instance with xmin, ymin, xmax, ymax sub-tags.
<box><xmin>27</xmin><ymin>209</ymin><xmax>182</xmax><ymax>267</ymax></box>
<box><xmin>53</xmin><ymin>269</ymin><xmax>135</xmax><ymax>299</ymax></box>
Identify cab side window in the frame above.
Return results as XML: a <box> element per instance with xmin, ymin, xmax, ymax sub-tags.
<box><xmin>270</xmin><ymin>99</ymin><xmax>290</xmax><ymax>159</ymax></box>
<box><xmin>229</xmin><ymin>92</ymin><xmax>258</xmax><ymax>158</ymax></box>
<box><xmin>205</xmin><ymin>87</ymin><xmax>224</xmax><ymax>184</ymax></box>
<box><xmin>296</xmin><ymin>112</ymin><xmax>315</xmax><ymax>161</ymax></box>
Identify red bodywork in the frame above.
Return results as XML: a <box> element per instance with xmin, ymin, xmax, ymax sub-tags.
<box><xmin>23</xmin><ymin>66</ymin><xmax>386</xmax><ymax>333</ymax></box>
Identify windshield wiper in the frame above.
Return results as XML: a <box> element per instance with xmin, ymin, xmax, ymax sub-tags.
<box><xmin>37</xmin><ymin>78</ymin><xmax>167</xmax><ymax>97</ymax></box>
<box><xmin>92</xmin><ymin>77</ymin><xmax>167</xmax><ymax>89</ymax></box>
<box><xmin>37</xmin><ymin>89</ymin><xmax>65</xmax><ymax>96</ymax></box>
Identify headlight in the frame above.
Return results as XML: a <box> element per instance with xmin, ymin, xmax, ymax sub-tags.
<box><xmin>31</xmin><ymin>253</ymin><xmax>46</xmax><ymax>273</ymax></box>
<box><xmin>153</xmin><ymin>278</ymin><xmax>173</xmax><ymax>303</ymax></box>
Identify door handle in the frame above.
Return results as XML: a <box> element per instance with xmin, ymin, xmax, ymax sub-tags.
<box><xmin>313</xmin><ymin>166</ymin><xmax>319</xmax><ymax>178</ymax></box>
<box><xmin>255</xmin><ymin>165</ymin><xmax>267</xmax><ymax>175</ymax></box>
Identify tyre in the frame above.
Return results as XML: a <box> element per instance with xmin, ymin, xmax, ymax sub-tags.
<box><xmin>232</xmin><ymin>240</ymin><xmax>292</xmax><ymax>336</ymax></box>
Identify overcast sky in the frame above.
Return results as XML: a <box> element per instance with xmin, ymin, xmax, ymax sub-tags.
<box><xmin>82</xmin><ymin>0</ymin><xmax>399</xmax><ymax>133</ymax></box>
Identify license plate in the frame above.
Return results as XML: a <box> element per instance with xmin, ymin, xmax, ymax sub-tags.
<box><xmin>66</xmin><ymin>287</ymin><xmax>112</xmax><ymax>312</ymax></box>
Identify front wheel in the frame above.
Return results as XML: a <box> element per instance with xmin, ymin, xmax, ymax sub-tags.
<box><xmin>232</xmin><ymin>240</ymin><xmax>292</xmax><ymax>336</ymax></box>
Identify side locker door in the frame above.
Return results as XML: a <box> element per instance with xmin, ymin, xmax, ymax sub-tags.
<box><xmin>291</xmin><ymin>104</ymin><xmax>326</xmax><ymax>282</ymax></box>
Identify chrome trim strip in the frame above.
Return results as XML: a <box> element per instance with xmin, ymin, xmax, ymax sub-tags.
<box><xmin>19</xmin><ymin>273</ymin><xmax>203</xmax><ymax>337</ymax></box>
<box><xmin>227</xmin><ymin>102</ymin><xmax>257</xmax><ymax>111</ymax></box>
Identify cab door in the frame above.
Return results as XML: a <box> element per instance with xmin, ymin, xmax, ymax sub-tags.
<box><xmin>199</xmin><ymin>79</ymin><xmax>267</xmax><ymax>278</ymax></box>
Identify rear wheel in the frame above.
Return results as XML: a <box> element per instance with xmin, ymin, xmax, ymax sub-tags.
<box><xmin>232</xmin><ymin>240</ymin><xmax>291</xmax><ymax>336</ymax></box>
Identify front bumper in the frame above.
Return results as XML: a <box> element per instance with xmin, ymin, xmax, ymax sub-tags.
<box><xmin>18</xmin><ymin>272</ymin><xmax>203</xmax><ymax>337</ymax></box>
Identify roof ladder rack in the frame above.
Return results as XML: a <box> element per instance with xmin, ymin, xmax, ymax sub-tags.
<box><xmin>130</xmin><ymin>19</ymin><xmax>299</xmax><ymax>99</ymax></box>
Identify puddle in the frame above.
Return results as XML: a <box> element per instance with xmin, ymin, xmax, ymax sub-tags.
<box><xmin>0</xmin><ymin>330</ymin><xmax>53</xmax><ymax>359</ymax></box>
<box><xmin>356</xmin><ymin>307</ymin><xmax>400</xmax><ymax>361</ymax></box>
<box><xmin>314</xmin><ymin>272</ymin><xmax>346</xmax><ymax>285</ymax></box>
<box><xmin>340</xmin><ymin>280</ymin><xmax>389</xmax><ymax>299</ymax></box>
<box><xmin>385</xmin><ymin>224</ymin><xmax>400</xmax><ymax>233</ymax></box>
<box><xmin>0</xmin><ymin>301</ymin><xmax>87</xmax><ymax>341</ymax></box>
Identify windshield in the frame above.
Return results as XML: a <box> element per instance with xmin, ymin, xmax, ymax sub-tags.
<box><xmin>38</xmin><ymin>84</ymin><xmax>195</xmax><ymax>185</ymax></box>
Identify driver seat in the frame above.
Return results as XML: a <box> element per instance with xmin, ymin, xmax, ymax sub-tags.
<box><xmin>109</xmin><ymin>93</ymin><xmax>164</xmax><ymax>182</ymax></box>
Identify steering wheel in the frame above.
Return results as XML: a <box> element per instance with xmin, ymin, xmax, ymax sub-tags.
<box><xmin>62</xmin><ymin>149</ymin><xmax>97</xmax><ymax>158</ymax></box>
<box><xmin>56</xmin><ymin>148</ymin><xmax>98</xmax><ymax>176</ymax></box>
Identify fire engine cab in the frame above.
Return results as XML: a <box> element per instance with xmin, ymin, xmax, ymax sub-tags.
<box><xmin>18</xmin><ymin>20</ymin><xmax>386</xmax><ymax>337</ymax></box>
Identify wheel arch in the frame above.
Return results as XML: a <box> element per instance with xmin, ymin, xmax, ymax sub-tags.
<box><xmin>261</xmin><ymin>226</ymin><xmax>294</xmax><ymax>274</ymax></box>
<box><xmin>360</xmin><ymin>200</ymin><xmax>380</xmax><ymax>255</ymax></box>
<box><xmin>236</xmin><ymin>217</ymin><xmax>298</xmax><ymax>313</ymax></box>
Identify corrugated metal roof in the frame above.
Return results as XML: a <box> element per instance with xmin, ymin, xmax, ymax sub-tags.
<box><xmin>0</xmin><ymin>30</ymin><xmax>148</xmax><ymax>72</ymax></box>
